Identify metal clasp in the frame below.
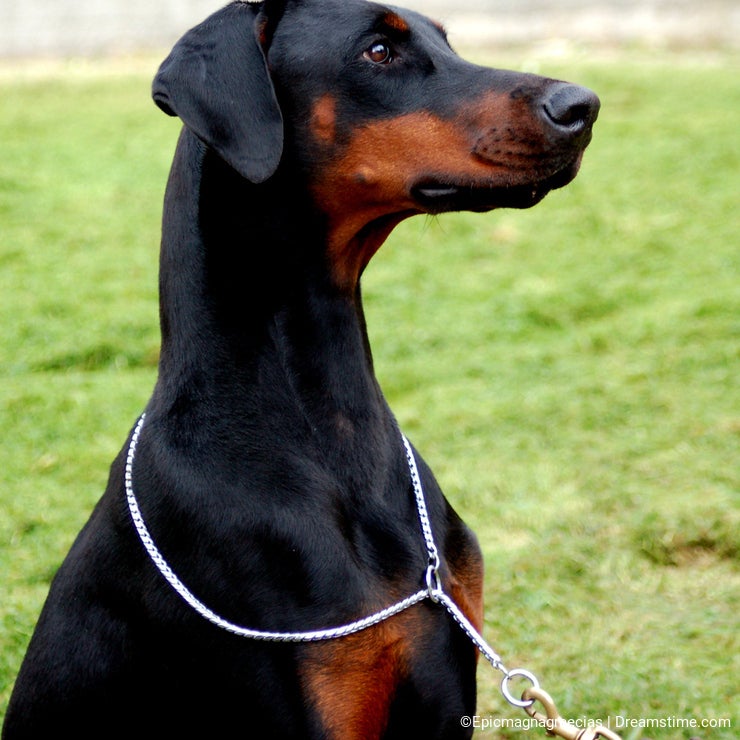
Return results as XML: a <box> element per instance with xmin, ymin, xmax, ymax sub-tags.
<box><xmin>425</xmin><ymin>551</ymin><xmax>442</xmax><ymax>602</ymax></box>
<box><xmin>522</xmin><ymin>686</ymin><xmax>623</xmax><ymax>740</ymax></box>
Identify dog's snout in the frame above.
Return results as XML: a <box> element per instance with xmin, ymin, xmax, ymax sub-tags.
<box><xmin>541</xmin><ymin>83</ymin><xmax>600</xmax><ymax>134</ymax></box>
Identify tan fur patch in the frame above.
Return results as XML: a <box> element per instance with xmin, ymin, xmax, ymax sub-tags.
<box><xmin>311</xmin><ymin>94</ymin><xmax>337</xmax><ymax>144</ymax></box>
<box><xmin>381</xmin><ymin>11</ymin><xmax>410</xmax><ymax>34</ymax></box>
<box><xmin>300</xmin><ymin>610</ymin><xmax>424</xmax><ymax>739</ymax></box>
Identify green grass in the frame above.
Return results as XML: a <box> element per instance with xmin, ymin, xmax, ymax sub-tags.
<box><xmin>1</xmin><ymin>52</ymin><xmax>738</xmax><ymax>737</ymax></box>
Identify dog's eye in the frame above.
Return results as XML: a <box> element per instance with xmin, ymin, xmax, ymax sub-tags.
<box><xmin>364</xmin><ymin>42</ymin><xmax>393</xmax><ymax>65</ymax></box>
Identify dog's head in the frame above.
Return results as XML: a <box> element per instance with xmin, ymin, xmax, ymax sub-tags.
<box><xmin>153</xmin><ymin>0</ymin><xmax>599</xmax><ymax>283</ymax></box>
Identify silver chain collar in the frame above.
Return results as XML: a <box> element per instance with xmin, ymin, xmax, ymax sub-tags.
<box><xmin>124</xmin><ymin>412</ymin><xmax>540</xmax><ymax>708</ymax></box>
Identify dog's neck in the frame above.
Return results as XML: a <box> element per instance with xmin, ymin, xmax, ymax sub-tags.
<box><xmin>152</xmin><ymin>130</ymin><xmax>389</xmax><ymax>443</ymax></box>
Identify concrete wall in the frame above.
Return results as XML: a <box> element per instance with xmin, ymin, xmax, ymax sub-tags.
<box><xmin>1</xmin><ymin>0</ymin><xmax>225</xmax><ymax>57</ymax></box>
<box><xmin>1</xmin><ymin>0</ymin><xmax>737</xmax><ymax>57</ymax></box>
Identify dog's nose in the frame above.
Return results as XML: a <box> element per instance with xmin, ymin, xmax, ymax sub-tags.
<box><xmin>542</xmin><ymin>83</ymin><xmax>600</xmax><ymax>135</ymax></box>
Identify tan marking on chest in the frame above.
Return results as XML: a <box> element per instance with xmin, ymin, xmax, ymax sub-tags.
<box><xmin>446</xmin><ymin>528</ymin><xmax>485</xmax><ymax>636</ymax></box>
<box><xmin>300</xmin><ymin>610</ymin><xmax>424</xmax><ymax>739</ymax></box>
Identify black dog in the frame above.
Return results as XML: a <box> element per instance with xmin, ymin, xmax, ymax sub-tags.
<box><xmin>3</xmin><ymin>1</ymin><xmax>598</xmax><ymax>737</ymax></box>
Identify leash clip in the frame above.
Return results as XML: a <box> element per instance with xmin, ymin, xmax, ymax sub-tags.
<box><xmin>522</xmin><ymin>686</ymin><xmax>623</xmax><ymax>740</ymax></box>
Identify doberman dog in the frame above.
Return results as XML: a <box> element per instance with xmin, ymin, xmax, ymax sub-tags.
<box><xmin>3</xmin><ymin>1</ymin><xmax>598</xmax><ymax>737</ymax></box>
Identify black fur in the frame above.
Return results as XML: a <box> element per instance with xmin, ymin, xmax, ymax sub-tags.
<box><xmin>4</xmin><ymin>1</ymin><xmax>597</xmax><ymax>737</ymax></box>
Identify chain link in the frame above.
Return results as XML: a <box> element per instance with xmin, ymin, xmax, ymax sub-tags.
<box><xmin>123</xmin><ymin>413</ymin><xmax>626</xmax><ymax>732</ymax></box>
<box><xmin>126</xmin><ymin>414</ymin><xmax>434</xmax><ymax>641</ymax></box>
<box><xmin>125</xmin><ymin>413</ymin><xmax>524</xmax><ymax>692</ymax></box>
<box><xmin>400</xmin><ymin>433</ymin><xmax>439</xmax><ymax>567</ymax></box>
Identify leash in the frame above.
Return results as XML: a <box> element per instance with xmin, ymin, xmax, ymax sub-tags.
<box><xmin>125</xmin><ymin>413</ymin><xmax>621</xmax><ymax>739</ymax></box>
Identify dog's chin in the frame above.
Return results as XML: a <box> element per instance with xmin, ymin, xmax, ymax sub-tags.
<box><xmin>411</xmin><ymin>156</ymin><xmax>584</xmax><ymax>214</ymax></box>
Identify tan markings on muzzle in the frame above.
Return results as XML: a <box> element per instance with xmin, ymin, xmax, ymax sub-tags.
<box><xmin>309</xmin><ymin>98</ymin><xmax>551</xmax><ymax>287</ymax></box>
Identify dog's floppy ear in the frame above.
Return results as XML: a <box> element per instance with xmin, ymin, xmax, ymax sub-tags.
<box><xmin>152</xmin><ymin>2</ymin><xmax>284</xmax><ymax>183</ymax></box>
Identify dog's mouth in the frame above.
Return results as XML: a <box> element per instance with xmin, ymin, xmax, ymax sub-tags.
<box><xmin>411</xmin><ymin>155</ymin><xmax>584</xmax><ymax>214</ymax></box>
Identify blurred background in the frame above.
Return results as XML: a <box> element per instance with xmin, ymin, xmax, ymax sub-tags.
<box><xmin>1</xmin><ymin>0</ymin><xmax>738</xmax><ymax>57</ymax></box>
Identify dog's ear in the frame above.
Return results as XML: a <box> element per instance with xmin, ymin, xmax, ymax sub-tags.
<box><xmin>152</xmin><ymin>2</ymin><xmax>285</xmax><ymax>183</ymax></box>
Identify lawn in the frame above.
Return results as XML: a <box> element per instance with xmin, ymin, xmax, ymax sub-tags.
<box><xmin>1</xmin><ymin>50</ymin><xmax>738</xmax><ymax>737</ymax></box>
